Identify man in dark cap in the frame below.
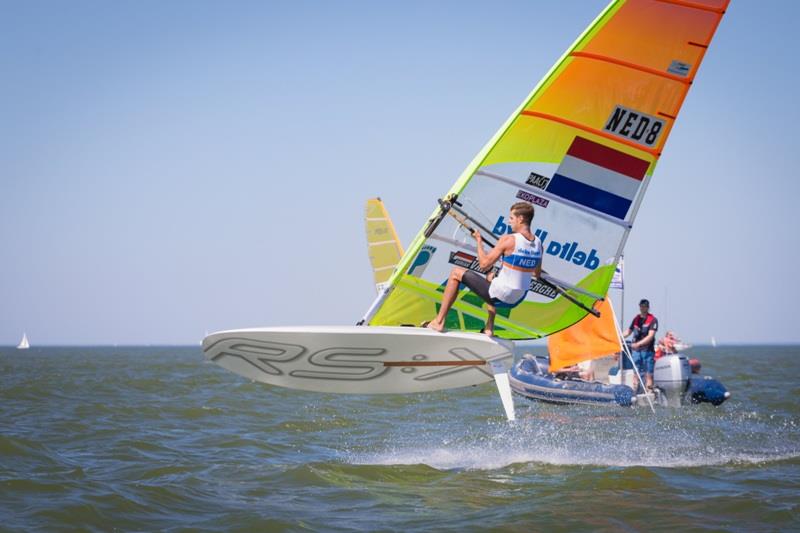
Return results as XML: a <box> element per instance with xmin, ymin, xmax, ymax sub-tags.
<box><xmin>622</xmin><ymin>298</ymin><xmax>659</xmax><ymax>391</ymax></box>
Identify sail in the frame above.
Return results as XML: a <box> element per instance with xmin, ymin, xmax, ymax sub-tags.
<box><xmin>364</xmin><ymin>198</ymin><xmax>404</xmax><ymax>293</ymax></box>
<box><xmin>548</xmin><ymin>298</ymin><xmax>621</xmax><ymax>371</ymax></box>
<box><xmin>364</xmin><ymin>0</ymin><xmax>729</xmax><ymax>340</ymax></box>
<box><xmin>17</xmin><ymin>333</ymin><xmax>30</xmax><ymax>350</ymax></box>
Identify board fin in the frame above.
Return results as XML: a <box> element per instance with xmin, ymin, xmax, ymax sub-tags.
<box><xmin>490</xmin><ymin>360</ymin><xmax>516</xmax><ymax>421</ymax></box>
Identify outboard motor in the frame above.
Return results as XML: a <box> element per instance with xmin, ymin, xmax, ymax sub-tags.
<box><xmin>688</xmin><ymin>376</ymin><xmax>730</xmax><ymax>406</ymax></box>
<box><xmin>653</xmin><ymin>354</ymin><xmax>690</xmax><ymax>407</ymax></box>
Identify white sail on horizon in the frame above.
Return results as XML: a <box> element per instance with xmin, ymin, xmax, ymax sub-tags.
<box><xmin>17</xmin><ymin>333</ymin><xmax>30</xmax><ymax>350</ymax></box>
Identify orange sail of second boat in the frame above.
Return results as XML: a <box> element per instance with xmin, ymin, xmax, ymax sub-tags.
<box><xmin>548</xmin><ymin>298</ymin><xmax>621</xmax><ymax>371</ymax></box>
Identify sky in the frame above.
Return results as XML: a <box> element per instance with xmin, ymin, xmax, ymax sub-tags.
<box><xmin>2</xmin><ymin>1</ymin><xmax>798</xmax><ymax>345</ymax></box>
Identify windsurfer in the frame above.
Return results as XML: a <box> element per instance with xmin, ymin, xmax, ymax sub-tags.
<box><xmin>622</xmin><ymin>299</ymin><xmax>659</xmax><ymax>391</ymax></box>
<box><xmin>426</xmin><ymin>202</ymin><xmax>542</xmax><ymax>336</ymax></box>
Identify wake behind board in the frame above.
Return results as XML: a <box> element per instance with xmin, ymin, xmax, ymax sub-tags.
<box><xmin>203</xmin><ymin>326</ymin><xmax>514</xmax><ymax>394</ymax></box>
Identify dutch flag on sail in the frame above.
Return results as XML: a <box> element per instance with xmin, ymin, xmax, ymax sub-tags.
<box><xmin>547</xmin><ymin>137</ymin><xmax>650</xmax><ymax>220</ymax></box>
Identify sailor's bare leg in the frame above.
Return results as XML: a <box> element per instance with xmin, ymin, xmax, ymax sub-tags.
<box><xmin>427</xmin><ymin>267</ymin><xmax>466</xmax><ymax>332</ymax></box>
<box><xmin>485</xmin><ymin>304</ymin><xmax>496</xmax><ymax>337</ymax></box>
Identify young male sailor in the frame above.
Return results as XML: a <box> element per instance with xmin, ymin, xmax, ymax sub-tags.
<box><xmin>426</xmin><ymin>201</ymin><xmax>542</xmax><ymax>336</ymax></box>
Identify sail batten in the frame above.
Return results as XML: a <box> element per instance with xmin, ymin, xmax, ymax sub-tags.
<box><xmin>570</xmin><ymin>52</ymin><xmax>694</xmax><ymax>84</ymax></box>
<box><xmin>519</xmin><ymin>111</ymin><xmax>664</xmax><ymax>157</ymax></box>
<box><xmin>364</xmin><ymin>0</ymin><xmax>728</xmax><ymax>339</ymax></box>
<box><xmin>654</xmin><ymin>0</ymin><xmax>726</xmax><ymax>14</ymax></box>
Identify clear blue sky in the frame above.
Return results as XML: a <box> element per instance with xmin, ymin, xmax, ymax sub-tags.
<box><xmin>2</xmin><ymin>1</ymin><xmax>797</xmax><ymax>345</ymax></box>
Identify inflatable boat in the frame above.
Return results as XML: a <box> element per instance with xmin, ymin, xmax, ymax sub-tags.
<box><xmin>509</xmin><ymin>353</ymin><xmax>730</xmax><ymax>408</ymax></box>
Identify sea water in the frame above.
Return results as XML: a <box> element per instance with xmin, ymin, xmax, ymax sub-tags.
<box><xmin>1</xmin><ymin>345</ymin><xmax>798</xmax><ymax>531</ymax></box>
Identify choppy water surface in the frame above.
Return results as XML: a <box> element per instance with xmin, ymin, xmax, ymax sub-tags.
<box><xmin>1</xmin><ymin>345</ymin><xmax>798</xmax><ymax>531</ymax></box>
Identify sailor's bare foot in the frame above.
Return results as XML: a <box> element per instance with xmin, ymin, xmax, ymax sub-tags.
<box><xmin>426</xmin><ymin>319</ymin><xmax>445</xmax><ymax>332</ymax></box>
<box><xmin>484</xmin><ymin>329</ymin><xmax>494</xmax><ymax>337</ymax></box>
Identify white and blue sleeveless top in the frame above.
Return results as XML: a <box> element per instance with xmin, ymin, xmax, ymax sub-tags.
<box><xmin>489</xmin><ymin>233</ymin><xmax>542</xmax><ymax>304</ymax></box>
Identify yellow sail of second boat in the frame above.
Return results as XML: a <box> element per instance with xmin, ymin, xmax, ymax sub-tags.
<box><xmin>365</xmin><ymin>198</ymin><xmax>404</xmax><ymax>293</ymax></box>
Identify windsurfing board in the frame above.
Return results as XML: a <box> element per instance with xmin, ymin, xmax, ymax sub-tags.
<box><xmin>203</xmin><ymin>325</ymin><xmax>514</xmax><ymax>394</ymax></box>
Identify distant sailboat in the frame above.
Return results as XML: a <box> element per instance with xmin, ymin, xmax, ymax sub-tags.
<box><xmin>17</xmin><ymin>333</ymin><xmax>30</xmax><ymax>350</ymax></box>
<box><xmin>711</xmin><ymin>336</ymin><xmax>717</xmax><ymax>348</ymax></box>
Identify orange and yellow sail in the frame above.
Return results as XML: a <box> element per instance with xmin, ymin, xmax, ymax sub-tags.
<box><xmin>363</xmin><ymin>0</ymin><xmax>729</xmax><ymax>340</ymax></box>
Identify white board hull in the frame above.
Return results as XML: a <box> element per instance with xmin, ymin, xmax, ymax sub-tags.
<box><xmin>203</xmin><ymin>325</ymin><xmax>514</xmax><ymax>394</ymax></box>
